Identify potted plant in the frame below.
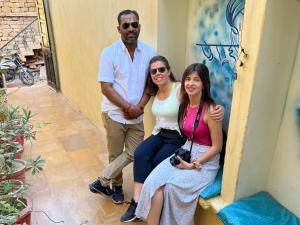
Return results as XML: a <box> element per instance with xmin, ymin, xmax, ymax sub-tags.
<box><xmin>0</xmin><ymin>131</ymin><xmax>23</xmax><ymax>158</ymax></box>
<box><xmin>0</xmin><ymin>196</ymin><xmax>32</xmax><ymax>225</ymax></box>
<box><xmin>0</xmin><ymin>152</ymin><xmax>43</xmax><ymax>225</ymax></box>
<box><xmin>0</xmin><ymin>87</ymin><xmax>45</xmax><ymax>225</ymax></box>
<box><xmin>1</xmin><ymin>105</ymin><xmax>36</xmax><ymax>146</ymax></box>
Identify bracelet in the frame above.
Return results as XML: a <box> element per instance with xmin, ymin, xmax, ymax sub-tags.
<box><xmin>124</xmin><ymin>104</ymin><xmax>131</xmax><ymax>113</ymax></box>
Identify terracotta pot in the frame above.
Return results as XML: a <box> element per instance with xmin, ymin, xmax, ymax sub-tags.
<box><xmin>14</xmin><ymin>147</ymin><xmax>24</xmax><ymax>160</ymax></box>
<box><xmin>15</xmin><ymin>197</ymin><xmax>32</xmax><ymax>225</ymax></box>
<box><xmin>14</xmin><ymin>133</ymin><xmax>25</xmax><ymax>159</ymax></box>
<box><xmin>14</xmin><ymin>133</ymin><xmax>25</xmax><ymax>146</ymax></box>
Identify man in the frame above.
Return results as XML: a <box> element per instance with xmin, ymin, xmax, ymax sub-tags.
<box><xmin>89</xmin><ymin>9</ymin><xmax>156</xmax><ymax>204</ymax></box>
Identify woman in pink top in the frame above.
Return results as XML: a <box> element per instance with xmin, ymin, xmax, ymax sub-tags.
<box><xmin>135</xmin><ymin>63</ymin><xmax>223</xmax><ymax>225</ymax></box>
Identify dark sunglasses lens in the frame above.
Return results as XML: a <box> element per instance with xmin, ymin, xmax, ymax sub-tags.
<box><xmin>158</xmin><ymin>67</ymin><xmax>166</xmax><ymax>73</ymax></box>
<box><xmin>151</xmin><ymin>67</ymin><xmax>166</xmax><ymax>75</ymax></box>
<box><xmin>122</xmin><ymin>23</ymin><xmax>129</xmax><ymax>29</ymax></box>
<box><xmin>150</xmin><ymin>69</ymin><xmax>157</xmax><ymax>75</ymax></box>
<box><xmin>131</xmin><ymin>22</ymin><xmax>139</xmax><ymax>28</ymax></box>
<box><xmin>122</xmin><ymin>22</ymin><xmax>139</xmax><ymax>30</ymax></box>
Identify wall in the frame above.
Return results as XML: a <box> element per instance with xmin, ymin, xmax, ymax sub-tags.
<box><xmin>222</xmin><ymin>0</ymin><xmax>269</xmax><ymax>202</ymax></box>
<box><xmin>47</xmin><ymin>0</ymin><xmax>158</xmax><ymax>135</ymax></box>
<box><xmin>235</xmin><ymin>0</ymin><xmax>300</xmax><ymax>206</ymax></box>
<box><xmin>157</xmin><ymin>0</ymin><xmax>188</xmax><ymax>79</ymax></box>
<box><xmin>0</xmin><ymin>0</ymin><xmax>40</xmax><ymax>57</ymax></box>
<box><xmin>186</xmin><ymin>0</ymin><xmax>245</xmax><ymax>132</ymax></box>
<box><xmin>266</xmin><ymin>41</ymin><xmax>300</xmax><ymax>216</ymax></box>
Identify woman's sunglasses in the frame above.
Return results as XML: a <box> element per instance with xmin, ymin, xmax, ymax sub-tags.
<box><xmin>150</xmin><ymin>67</ymin><xmax>167</xmax><ymax>75</ymax></box>
<box><xmin>121</xmin><ymin>22</ymin><xmax>139</xmax><ymax>30</ymax></box>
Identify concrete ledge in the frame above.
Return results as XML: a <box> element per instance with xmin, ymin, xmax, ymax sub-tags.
<box><xmin>195</xmin><ymin>196</ymin><xmax>227</xmax><ymax>225</ymax></box>
<box><xmin>199</xmin><ymin>196</ymin><xmax>229</xmax><ymax>213</ymax></box>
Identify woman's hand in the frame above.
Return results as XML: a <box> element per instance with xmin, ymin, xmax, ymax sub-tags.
<box><xmin>176</xmin><ymin>156</ymin><xmax>195</xmax><ymax>169</ymax></box>
<box><xmin>191</xmin><ymin>159</ymin><xmax>203</xmax><ymax>169</ymax></box>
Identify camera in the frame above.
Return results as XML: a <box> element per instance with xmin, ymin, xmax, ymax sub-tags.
<box><xmin>170</xmin><ymin>148</ymin><xmax>191</xmax><ymax>166</ymax></box>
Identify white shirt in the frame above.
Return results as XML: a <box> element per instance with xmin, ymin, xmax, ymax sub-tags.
<box><xmin>98</xmin><ymin>39</ymin><xmax>156</xmax><ymax>124</ymax></box>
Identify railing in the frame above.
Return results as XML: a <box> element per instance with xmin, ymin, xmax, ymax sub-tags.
<box><xmin>0</xmin><ymin>17</ymin><xmax>40</xmax><ymax>56</ymax></box>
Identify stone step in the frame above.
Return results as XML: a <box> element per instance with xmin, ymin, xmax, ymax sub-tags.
<box><xmin>28</xmin><ymin>43</ymin><xmax>42</xmax><ymax>50</ymax></box>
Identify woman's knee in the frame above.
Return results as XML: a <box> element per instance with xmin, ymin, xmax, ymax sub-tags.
<box><xmin>154</xmin><ymin>186</ymin><xmax>165</xmax><ymax>197</ymax></box>
<box><xmin>164</xmin><ymin>183</ymin><xmax>176</xmax><ymax>194</ymax></box>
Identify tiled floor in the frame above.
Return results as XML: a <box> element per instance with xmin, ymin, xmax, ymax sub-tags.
<box><xmin>8</xmin><ymin>82</ymin><xmax>144</xmax><ymax>225</ymax></box>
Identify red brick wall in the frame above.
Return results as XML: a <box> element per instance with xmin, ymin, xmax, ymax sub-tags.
<box><xmin>0</xmin><ymin>0</ymin><xmax>41</xmax><ymax>56</ymax></box>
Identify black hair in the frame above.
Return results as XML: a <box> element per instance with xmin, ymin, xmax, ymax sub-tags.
<box><xmin>178</xmin><ymin>63</ymin><xmax>215</xmax><ymax>128</ymax></box>
<box><xmin>145</xmin><ymin>55</ymin><xmax>176</xmax><ymax>96</ymax></box>
<box><xmin>117</xmin><ymin>10</ymin><xmax>139</xmax><ymax>24</ymax></box>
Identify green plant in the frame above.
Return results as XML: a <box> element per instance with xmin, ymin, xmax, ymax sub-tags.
<box><xmin>0</xmin><ymin>197</ymin><xmax>27</xmax><ymax>225</ymax></box>
<box><xmin>0</xmin><ymin>85</ymin><xmax>45</xmax><ymax>224</ymax></box>
<box><xmin>0</xmin><ymin>180</ymin><xmax>26</xmax><ymax>197</ymax></box>
<box><xmin>0</xmin><ymin>156</ymin><xmax>26</xmax><ymax>182</ymax></box>
<box><xmin>1</xmin><ymin>105</ymin><xmax>36</xmax><ymax>142</ymax></box>
<box><xmin>0</xmin><ymin>130</ymin><xmax>22</xmax><ymax>157</ymax></box>
<box><xmin>0</xmin><ymin>155</ymin><xmax>14</xmax><ymax>180</ymax></box>
<box><xmin>25</xmin><ymin>155</ymin><xmax>46</xmax><ymax>175</ymax></box>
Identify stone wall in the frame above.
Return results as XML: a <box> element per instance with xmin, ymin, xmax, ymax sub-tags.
<box><xmin>0</xmin><ymin>0</ymin><xmax>41</xmax><ymax>57</ymax></box>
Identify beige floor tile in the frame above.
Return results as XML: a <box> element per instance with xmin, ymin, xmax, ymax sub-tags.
<box><xmin>68</xmin><ymin>148</ymin><xmax>100</xmax><ymax>170</ymax></box>
<box><xmin>44</xmin><ymin>163</ymin><xmax>79</xmax><ymax>184</ymax></box>
<box><xmin>8</xmin><ymin>82</ymin><xmax>143</xmax><ymax>225</ymax></box>
<box><xmin>40</xmin><ymin>150</ymin><xmax>72</xmax><ymax>167</ymax></box>
<box><xmin>58</xmin><ymin>134</ymin><xmax>88</xmax><ymax>151</ymax></box>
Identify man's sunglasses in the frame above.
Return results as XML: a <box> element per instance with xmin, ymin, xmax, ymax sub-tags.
<box><xmin>121</xmin><ymin>22</ymin><xmax>139</xmax><ymax>30</ymax></box>
<box><xmin>150</xmin><ymin>67</ymin><xmax>167</xmax><ymax>75</ymax></box>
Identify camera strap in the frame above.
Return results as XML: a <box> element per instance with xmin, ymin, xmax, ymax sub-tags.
<box><xmin>188</xmin><ymin>100</ymin><xmax>204</xmax><ymax>156</ymax></box>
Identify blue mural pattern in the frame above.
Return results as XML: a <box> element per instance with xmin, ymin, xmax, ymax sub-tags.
<box><xmin>296</xmin><ymin>98</ymin><xmax>300</xmax><ymax>133</ymax></box>
<box><xmin>193</xmin><ymin>0</ymin><xmax>245</xmax><ymax>131</ymax></box>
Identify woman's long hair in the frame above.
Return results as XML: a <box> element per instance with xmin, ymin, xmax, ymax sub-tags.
<box><xmin>145</xmin><ymin>55</ymin><xmax>176</xmax><ymax>96</ymax></box>
<box><xmin>178</xmin><ymin>63</ymin><xmax>215</xmax><ymax>128</ymax></box>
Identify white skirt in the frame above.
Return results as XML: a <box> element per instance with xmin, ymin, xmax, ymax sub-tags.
<box><xmin>135</xmin><ymin>141</ymin><xmax>220</xmax><ymax>225</ymax></box>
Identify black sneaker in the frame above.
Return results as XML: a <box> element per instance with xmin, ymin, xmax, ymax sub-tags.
<box><xmin>120</xmin><ymin>199</ymin><xmax>139</xmax><ymax>222</ymax></box>
<box><xmin>112</xmin><ymin>186</ymin><xmax>124</xmax><ymax>204</ymax></box>
<box><xmin>89</xmin><ymin>180</ymin><xmax>113</xmax><ymax>198</ymax></box>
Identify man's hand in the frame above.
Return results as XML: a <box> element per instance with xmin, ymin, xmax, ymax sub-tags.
<box><xmin>209</xmin><ymin>105</ymin><xmax>224</xmax><ymax>122</ymax></box>
<box><xmin>124</xmin><ymin>105</ymin><xmax>144</xmax><ymax>120</ymax></box>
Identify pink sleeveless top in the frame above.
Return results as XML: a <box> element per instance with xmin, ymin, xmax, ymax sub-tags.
<box><xmin>182</xmin><ymin>104</ymin><xmax>212</xmax><ymax>146</ymax></box>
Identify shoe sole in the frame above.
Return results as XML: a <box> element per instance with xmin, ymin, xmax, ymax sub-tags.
<box><xmin>121</xmin><ymin>216</ymin><xmax>138</xmax><ymax>223</ymax></box>
<box><xmin>112</xmin><ymin>198</ymin><xmax>124</xmax><ymax>204</ymax></box>
<box><xmin>89</xmin><ymin>185</ymin><xmax>111</xmax><ymax>198</ymax></box>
